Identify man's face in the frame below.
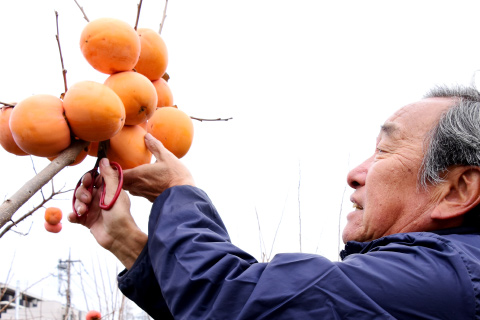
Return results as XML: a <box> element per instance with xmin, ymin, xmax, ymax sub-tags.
<box><xmin>342</xmin><ymin>98</ymin><xmax>455</xmax><ymax>243</ymax></box>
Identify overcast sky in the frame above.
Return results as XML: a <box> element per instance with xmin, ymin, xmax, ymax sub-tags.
<box><xmin>2</xmin><ymin>0</ymin><xmax>480</xmax><ymax>314</ymax></box>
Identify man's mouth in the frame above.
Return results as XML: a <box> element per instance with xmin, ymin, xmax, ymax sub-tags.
<box><xmin>353</xmin><ymin>203</ymin><xmax>364</xmax><ymax>210</ymax></box>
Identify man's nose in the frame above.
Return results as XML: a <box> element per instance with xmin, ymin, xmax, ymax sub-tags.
<box><xmin>346</xmin><ymin>155</ymin><xmax>373</xmax><ymax>189</ymax></box>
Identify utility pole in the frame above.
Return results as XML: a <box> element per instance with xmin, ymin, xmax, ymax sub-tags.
<box><xmin>58</xmin><ymin>250</ymin><xmax>81</xmax><ymax>320</ymax></box>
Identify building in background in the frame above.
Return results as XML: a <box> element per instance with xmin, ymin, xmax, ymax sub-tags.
<box><xmin>0</xmin><ymin>283</ymin><xmax>85</xmax><ymax>320</ymax></box>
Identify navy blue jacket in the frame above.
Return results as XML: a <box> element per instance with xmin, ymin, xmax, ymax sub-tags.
<box><xmin>118</xmin><ymin>186</ymin><xmax>480</xmax><ymax>319</ymax></box>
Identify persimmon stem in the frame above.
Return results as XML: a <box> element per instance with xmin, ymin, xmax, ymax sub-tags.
<box><xmin>159</xmin><ymin>0</ymin><xmax>169</xmax><ymax>34</ymax></box>
<box><xmin>55</xmin><ymin>11</ymin><xmax>68</xmax><ymax>97</ymax></box>
<box><xmin>73</xmin><ymin>0</ymin><xmax>90</xmax><ymax>22</ymax></box>
<box><xmin>134</xmin><ymin>0</ymin><xmax>144</xmax><ymax>30</ymax></box>
<box><xmin>190</xmin><ymin>116</ymin><xmax>233</xmax><ymax>122</ymax></box>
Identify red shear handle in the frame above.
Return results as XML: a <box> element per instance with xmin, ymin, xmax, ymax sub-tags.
<box><xmin>72</xmin><ymin>162</ymin><xmax>123</xmax><ymax>216</ymax></box>
<box><xmin>99</xmin><ymin>161</ymin><xmax>123</xmax><ymax>210</ymax></box>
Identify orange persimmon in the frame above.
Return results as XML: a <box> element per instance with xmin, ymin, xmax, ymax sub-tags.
<box><xmin>104</xmin><ymin>71</ymin><xmax>158</xmax><ymax>126</ymax></box>
<box><xmin>135</xmin><ymin>28</ymin><xmax>168</xmax><ymax>81</ymax></box>
<box><xmin>63</xmin><ymin>81</ymin><xmax>125</xmax><ymax>142</ymax></box>
<box><xmin>151</xmin><ymin>78</ymin><xmax>174</xmax><ymax>108</ymax></box>
<box><xmin>147</xmin><ymin>107</ymin><xmax>194</xmax><ymax>159</ymax></box>
<box><xmin>107</xmin><ymin>125</ymin><xmax>152</xmax><ymax>169</ymax></box>
<box><xmin>9</xmin><ymin>94</ymin><xmax>71</xmax><ymax>157</ymax></box>
<box><xmin>86</xmin><ymin>310</ymin><xmax>101</xmax><ymax>320</ymax></box>
<box><xmin>80</xmin><ymin>18</ymin><xmax>141</xmax><ymax>74</ymax></box>
<box><xmin>44</xmin><ymin>221</ymin><xmax>62</xmax><ymax>233</ymax></box>
<box><xmin>0</xmin><ymin>106</ymin><xmax>28</xmax><ymax>156</ymax></box>
<box><xmin>45</xmin><ymin>207</ymin><xmax>63</xmax><ymax>225</ymax></box>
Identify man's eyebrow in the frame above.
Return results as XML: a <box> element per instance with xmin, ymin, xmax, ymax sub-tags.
<box><xmin>380</xmin><ymin>123</ymin><xmax>399</xmax><ymax>137</ymax></box>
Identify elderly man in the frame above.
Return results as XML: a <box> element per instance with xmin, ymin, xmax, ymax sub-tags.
<box><xmin>70</xmin><ymin>85</ymin><xmax>480</xmax><ymax>319</ymax></box>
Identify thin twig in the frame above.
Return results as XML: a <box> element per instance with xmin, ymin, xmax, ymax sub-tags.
<box><xmin>73</xmin><ymin>0</ymin><xmax>90</xmax><ymax>22</ymax></box>
<box><xmin>0</xmin><ymin>186</ymin><xmax>72</xmax><ymax>238</ymax></box>
<box><xmin>30</xmin><ymin>156</ymin><xmax>38</xmax><ymax>176</ymax></box>
<box><xmin>190</xmin><ymin>116</ymin><xmax>233</xmax><ymax>122</ymax></box>
<box><xmin>0</xmin><ymin>139</ymin><xmax>89</xmax><ymax>230</ymax></box>
<box><xmin>268</xmin><ymin>191</ymin><xmax>290</xmax><ymax>261</ymax></box>
<box><xmin>0</xmin><ymin>274</ymin><xmax>54</xmax><ymax>313</ymax></box>
<box><xmin>0</xmin><ymin>102</ymin><xmax>16</xmax><ymax>108</ymax></box>
<box><xmin>159</xmin><ymin>0</ymin><xmax>169</xmax><ymax>34</ymax></box>
<box><xmin>55</xmin><ymin>11</ymin><xmax>68</xmax><ymax>97</ymax></box>
<box><xmin>254</xmin><ymin>207</ymin><xmax>267</xmax><ymax>262</ymax></box>
<box><xmin>78</xmin><ymin>263</ymin><xmax>90</xmax><ymax>311</ymax></box>
<box><xmin>134</xmin><ymin>0</ymin><xmax>144</xmax><ymax>30</ymax></box>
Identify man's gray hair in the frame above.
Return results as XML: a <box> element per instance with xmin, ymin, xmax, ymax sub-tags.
<box><xmin>420</xmin><ymin>85</ymin><xmax>480</xmax><ymax>188</ymax></box>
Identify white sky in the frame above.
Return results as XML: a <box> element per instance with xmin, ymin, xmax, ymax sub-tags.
<box><xmin>2</xmin><ymin>0</ymin><xmax>480</xmax><ymax>315</ymax></box>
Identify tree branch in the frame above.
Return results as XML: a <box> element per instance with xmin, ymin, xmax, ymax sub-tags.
<box><xmin>0</xmin><ymin>139</ymin><xmax>89</xmax><ymax>230</ymax></box>
<box><xmin>73</xmin><ymin>0</ymin><xmax>89</xmax><ymax>22</ymax></box>
<box><xmin>134</xmin><ymin>0</ymin><xmax>144</xmax><ymax>31</ymax></box>
<box><xmin>190</xmin><ymin>116</ymin><xmax>233</xmax><ymax>122</ymax></box>
<box><xmin>0</xmin><ymin>102</ymin><xmax>16</xmax><ymax>108</ymax></box>
<box><xmin>0</xmin><ymin>183</ymin><xmax>72</xmax><ymax>238</ymax></box>
<box><xmin>55</xmin><ymin>11</ymin><xmax>68</xmax><ymax>98</ymax></box>
<box><xmin>159</xmin><ymin>0</ymin><xmax>169</xmax><ymax>34</ymax></box>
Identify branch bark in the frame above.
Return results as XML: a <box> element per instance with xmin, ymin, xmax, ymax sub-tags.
<box><xmin>190</xmin><ymin>116</ymin><xmax>233</xmax><ymax>122</ymax></box>
<box><xmin>0</xmin><ymin>139</ymin><xmax>89</xmax><ymax>229</ymax></box>
<box><xmin>159</xmin><ymin>0</ymin><xmax>169</xmax><ymax>34</ymax></box>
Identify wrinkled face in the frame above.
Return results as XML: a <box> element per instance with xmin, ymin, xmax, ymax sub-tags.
<box><xmin>342</xmin><ymin>98</ymin><xmax>455</xmax><ymax>243</ymax></box>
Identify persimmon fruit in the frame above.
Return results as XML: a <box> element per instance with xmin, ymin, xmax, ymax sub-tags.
<box><xmin>9</xmin><ymin>94</ymin><xmax>71</xmax><ymax>157</ymax></box>
<box><xmin>86</xmin><ymin>310</ymin><xmax>102</xmax><ymax>320</ymax></box>
<box><xmin>135</xmin><ymin>28</ymin><xmax>168</xmax><ymax>81</ymax></box>
<box><xmin>0</xmin><ymin>106</ymin><xmax>28</xmax><ymax>156</ymax></box>
<box><xmin>80</xmin><ymin>18</ymin><xmax>141</xmax><ymax>74</ymax></box>
<box><xmin>147</xmin><ymin>107</ymin><xmax>194</xmax><ymax>159</ymax></box>
<box><xmin>107</xmin><ymin>125</ymin><xmax>152</xmax><ymax>169</ymax></box>
<box><xmin>44</xmin><ymin>222</ymin><xmax>62</xmax><ymax>233</ymax></box>
<box><xmin>63</xmin><ymin>81</ymin><xmax>125</xmax><ymax>142</ymax></box>
<box><xmin>45</xmin><ymin>207</ymin><xmax>63</xmax><ymax>225</ymax></box>
<box><xmin>152</xmin><ymin>78</ymin><xmax>174</xmax><ymax>108</ymax></box>
<box><xmin>104</xmin><ymin>71</ymin><xmax>158</xmax><ymax>126</ymax></box>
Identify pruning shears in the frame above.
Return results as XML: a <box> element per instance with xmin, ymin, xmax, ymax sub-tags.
<box><xmin>72</xmin><ymin>141</ymin><xmax>123</xmax><ymax>216</ymax></box>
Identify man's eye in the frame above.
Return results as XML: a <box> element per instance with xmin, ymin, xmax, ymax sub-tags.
<box><xmin>376</xmin><ymin>148</ymin><xmax>385</xmax><ymax>154</ymax></box>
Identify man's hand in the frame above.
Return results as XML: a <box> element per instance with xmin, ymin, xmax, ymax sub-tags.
<box><xmin>68</xmin><ymin>158</ymin><xmax>147</xmax><ymax>269</ymax></box>
<box><xmin>122</xmin><ymin>133</ymin><xmax>195</xmax><ymax>202</ymax></box>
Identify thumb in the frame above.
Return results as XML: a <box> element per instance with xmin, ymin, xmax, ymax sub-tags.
<box><xmin>144</xmin><ymin>133</ymin><xmax>170</xmax><ymax>160</ymax></box>
<box><xmin>99</xmin><ymin>158</ymin><xmax>121</xmax><ymax>204</ymax></box>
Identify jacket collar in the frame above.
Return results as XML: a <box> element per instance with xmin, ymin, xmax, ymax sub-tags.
<box><xmin>339</xmin><ymin>225</ymin><xmax>480</xmax><ymax>260</ymax></box>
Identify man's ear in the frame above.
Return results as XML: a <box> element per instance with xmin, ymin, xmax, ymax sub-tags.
<box><xmin>431</xmin><ymin>166</ymin><xmax>480</xmax><ymax>220</ymax></box>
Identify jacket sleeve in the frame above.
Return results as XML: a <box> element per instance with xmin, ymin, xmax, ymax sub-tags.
<box><xmin>117</xmin><ymin>244</ymin><xmax>174</xmax><ymax>319</ymax></box>
<box><xmin>120</xmin><ymin>185</ymin><xmax>476</xmax><ymax>319</ymax></box>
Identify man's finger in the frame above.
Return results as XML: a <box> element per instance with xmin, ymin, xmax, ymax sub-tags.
<box><xmin>99</xmin><ymin>158</ymin><xmax>120</xmax><ymax>204</ymax></box>
<box><xmin>144</xmin><ymin>133</ymin><xmax>169</xmax><ymax>161</ymax></box>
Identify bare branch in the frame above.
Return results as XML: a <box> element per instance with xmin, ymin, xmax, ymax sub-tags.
<box><xmin>8</xmin><ymin>221</ymin><xmax>33</xmax><ymax>236</ymax></box>
<box><xmin>55</xmin><ymin>11</ymin><xmax>68</xmax><ymax>97</ymax></box>
<box><xmin>134</xmin><ymin>0</ymin><xmax>144</xmax><ymax>31</ymax></box>
<box><xmin>268</xmin><ymin>192</ymin><xmax>290</xmax><ymax>261</ymax></box>
<box><xmin>0</xmin><ymin>184</ymin><xmax>72</xmax><ymax>238</ymax></box>
<box><xmin>73</xmin><ymin>0</ymin><xmax>90</xmax><ymax>22</ymax></box>
<box><xmin>0</xmin><ymin>139</ymin><xmax>89</xmax><ymax>230</ymax></box>
<box><xmin>0</xmin><ymin>102</ymin><xmax>16</xmax><ymax>108</ymax></box>
<box><xmin>255</xmin><ymin>207</ymin><xmax>267</xmax><ymax>263</ymax></box>
<box><xmin>159</xmin><ymin>0</ymin><xmax>169</xmax><ymax>34</ymax></box>
<box><xmin>0</xmin><ymin>273</ymin><xmax>54</xmax><ymax>313</ymax></box>
<box><xmin>190</xmin><ymin>116</ymin><xmax>233</xmax><ymax>122</ymax></box>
